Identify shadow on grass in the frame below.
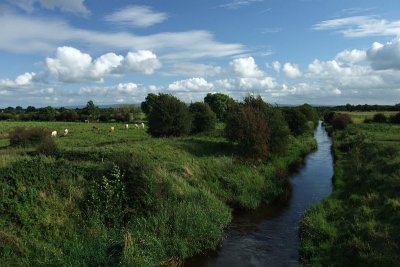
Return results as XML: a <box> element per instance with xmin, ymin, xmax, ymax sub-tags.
<box><xmin>176</xmin><ymin>138</ymin><xmax>235</xmax><ymax>157</ymax></box>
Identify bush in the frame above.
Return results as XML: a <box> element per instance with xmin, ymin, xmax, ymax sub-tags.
<box><xmin>36</xmin><ymin>137</ymin><xmax>58</xmax><ymax>156</ymax></box>
<box><xmin>148</xmin><ymin>94</ymin><xmax>192</xmax><ymax>137</ymax></box>
<box><xmin>225</xmin><ymin>96</ymin><xmax>271</xmax><ymax>160</ymax></box>
<box><xmin>298</xmin><ymin>103</ymin><xmax>318</xmax><ymax>123</ymax></box>
<box><xmin>264</xmin><ymin>107</ymin><xmax>289</xmax><ymax>154</ymax></box>
<box><xmin>204</xmin><ymin>93</ymin><xmax>236</xmax><ymax>121</ymax></box>
<box><xmin>283</xmin><ymin>108</ymin><xmax>308</xmax><ymax>135</ymax></box>
<box><xmin>189</xmin><ymin>102</ymin><xmax>216</xmax><ymax>133</ymax></box>
<box><xmin>331</xmin><ymin>113</ymin><xmax>352</xmax><ymax>130</ymax></box>
<box><xmin>324</xmin><ymin>111</ymin><xmax>336</xmax><ymax>124</ymax></box>
<box><xmin>9</xmin><ymin>127</ymin><xmax>49</xmax><ymax>147</ymax></box>
<box><xmin>389</xmin><ymin>112</ymin><xmax>400</xmax><ymax>124</ymax></box>
<box><xmin>372</xmin><ymin>113</ymin><xmax>387</xmax><ymax>123</ymax></box>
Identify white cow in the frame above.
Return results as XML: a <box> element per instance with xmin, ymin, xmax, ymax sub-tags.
<box><xmin>51</xmin><ymin>130</ymin><xmax>57</xmax><ymax>137</ymax></box>
<box><xmin>134</xmin><ymin>123</ymin><xmax>139</xmax><ymax>129</ymax></box>
<box><xmin>141</xmin><ymin>122</ymin><xmax>145</xmax><ymax>129</ymax></box>
<box><xmin>64</xmin><ymin>129</ymin><xmax>69</xmax><ymax>136</ymax></box>
<box><xmin>125</xmin><ymin>124</ymin><xmax>129</xmax><ymax>130</ymax></box>
<box><xmin>110</xmin><ymin>126</ymin><xmax>115</xmax><ymax>132</ymax></box>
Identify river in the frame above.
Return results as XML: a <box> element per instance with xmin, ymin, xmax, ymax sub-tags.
<box><xmin>185</xmin><ymin>121</ymin><xmax>333</xmax><ymax>267</ymax></box>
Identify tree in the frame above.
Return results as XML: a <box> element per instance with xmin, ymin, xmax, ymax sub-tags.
<box><xmin>298</xmin><ymin>103</ymin><xmax>318</xmax><ymax>124</ymax></box>
<box><xmin>331</xmin><ymin>113</ymin><xmax>352</xmax><ymax>130</ymax></box>
<box><xmin>141</xmin><ymin>93</ymin><xmax>158</xmax><ymax>115</ymax></box>
<box><xmin>204</xmin><ymin>93</ymin><xmax>236</xmax><ymax>121</ymax></box>
<box><xmin>189</xmin><ymin>102</ymin><xmax>216</xmax><ymax>133</ymax></box>
<box><xmin>83</xmin><ymin>100</ymin><xmax>100</xmax><ymax>120</ymax></box>
<box><xmin>283</xmin><ymin>107</ymin><xmax>308</xmax><ymax>135</ymax></box>
<box><xmin>372</xmin><ymin>113</ymin><xmax>387</xmax><ymax>123</ymax></box>
<box><xmin>147</xmin><ymin>94</ymin><xmax>192</xmax><ymax>137</ymax></box>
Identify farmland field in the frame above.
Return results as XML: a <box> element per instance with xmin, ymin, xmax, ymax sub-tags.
<box><xmin>0</xmin><ymin>120</ymin><xmax>316</xmax><ymax>266</ymax></box>
<box><xmin>339</xmin><ymin>111</ymin><xmax>398</xmax><ymax>123</ymax></box>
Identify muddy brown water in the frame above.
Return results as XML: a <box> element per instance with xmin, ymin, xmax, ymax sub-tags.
<box><xmin>185</xmin><ymin>121</ymin><xmax>333</xmax><ymax>267</ymax></box>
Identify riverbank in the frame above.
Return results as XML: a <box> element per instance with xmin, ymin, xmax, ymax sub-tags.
<box><xmin>300</xmin><ymin>122</ymin><xmax>400</xmax><ymax>266</ymax></box>
<box><xmin>0</xmin><ymin>121</ymin><xmax>316</xmax><ymax>266</ymax></box>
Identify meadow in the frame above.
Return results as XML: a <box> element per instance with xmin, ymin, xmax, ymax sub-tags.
<box><xmin>300</xmin><ymin>113</ymin><xmax>400</xmax><ymax>266</ymax></box>
<box><xmin>339</xmin><ymin>111</ymin><xmax>398</xmax><ymax>123</ymax></box>
<box><xmin>0</xmin><ymin>120</ymin><xmax>316</xmax><ymax>266</ymax></box>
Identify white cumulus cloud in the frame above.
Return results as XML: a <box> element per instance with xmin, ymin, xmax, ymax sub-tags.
<box><xmin>168</xmin><ymin>78</ymin><xmax>214</xmax><ymax>92</ymax></box>
<box><xmin>282</xmin><ymin>63</ymin><xmax>302</xmax><ymax>78</ymax></box>
<box><xmin>45</xmin><ymin>47</ymin><xmax>161</xmax><ymax>83</ymax></box>
<box><xmin>271</xmin><ymin>61</ymin><xmax>281</xmax><ymax>72</ymax></box>
<box><xmin>105</xmin><ymin>5</ymin><xmax>168</xmax><ymax>28</ymax></box>
<box><xmin>9</xmin><ymin>0</ymin><xmax>89</xmax><ymax>15</ymax></box>
<box><xmin>367</xmin><ymin>38</ymin><xmax>400</xmax><ymax>70</ymax></box>
<box><xmin>230</xmin><ymin>57</ymin><xmax>264</xmax><ymax>78</ymax></box>
<box><xmin>335</xmin><ymin>49</ymin><xmax>366</xmax><ymax>63</ymax></box>
<box><xmin>0</xmin><ymin>72</ymin><xmax>36</xmax><ymax>88</ymax></box>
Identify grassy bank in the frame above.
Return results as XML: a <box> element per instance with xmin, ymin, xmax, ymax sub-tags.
<box><xmin>0</xmin><ymin>121</ymin><xmax>316</xmax><ymax>266</ymax></box>
<box><xmin>300</xmin><ymin>121</ymin><xmax>400</xmax><ymax>266</ymax></box>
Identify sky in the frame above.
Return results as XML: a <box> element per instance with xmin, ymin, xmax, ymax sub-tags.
<box><xmin>1</xmin><ymin>0</ymin><xmax>400</xmax><ymax>107</ymax></box>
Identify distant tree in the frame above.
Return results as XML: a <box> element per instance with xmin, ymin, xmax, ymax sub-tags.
<box><xmin>331</xmin><ymin>113</ymin><xmax>353</xmax><ymax>130</ymax></box>
<box><xmin>117</xmin><ymin>105</ymin><xmax>141</xmax><ymax>122</ymax></box>
<box><xmin>204</xmin><ymin>93</ymin><xmax>236</xmax><ymax>121</ymax></box>
<box><xmin>298</xmin><ymin>103</ymin><xmax>318</xmax><ymax>124</ymax></box>
<box><xmin>283</xmin><ymin>108</ymin><xmax>308</xmax><ymax>135</ymax></box>
<box><xmin>141</xmin><ymin>93</ymin><xmax>158</xmax><ymax>115</ymax></box>
<box><xmin>83</xmin><ymin>100</ymin><xmax>100</xmax><ymax>120</ymax></box>
<box><xmin>389</xmin><ymin>112</ymin><xmax>400</xmax><ymax>124</ymax></box>
<box><xmin>372</xmin><ymin>113</ymin><xmax>387</xmax><ymax>123</ymax></box>
<box><xmin>148</xmin><ymin>94</ymin><xmax>192</xmax><ymax>137</ymax></box>
<box><xmin>324</xmin><ymin>111</ymin><xmax>336</xmax><ymax>124</ymax></box>
<box><xmin>15</xmin><ymin>106</ymin><xmax>23</xmax><ymax>113</ymax></box>
<box><xmin>38</xmin><ymin>106</ymin><xmax>56</xmax><ymax>121</ymax></box>
<box><xmin>189</xmin><ymin>102</ymin><xmax>216</xmax><ymax>133</ymax></box>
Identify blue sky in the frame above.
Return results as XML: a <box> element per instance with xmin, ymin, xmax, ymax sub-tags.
<box><xmin>1</xmin><ymin>0</ymin><xmax>400</xmax><ymax>107</ymax></box>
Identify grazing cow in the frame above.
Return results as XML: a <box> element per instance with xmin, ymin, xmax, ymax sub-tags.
<box><xmin>125</xmin><ymin>124</ymin><xmax>129</xmax><ymax>130</ymax></box>
<box><xmin>64</xmin><ymin>129</ymin><xmax>69</xmax><ymax>136</ymax></box>
<box><xmin>110</xmin><ymin>126</ymin><xmax>115</xmax><ymax>132</ymax></box>
<box><xmin>134</xmin><ymin>123</ymin><xmax>139</xmax><ymax>129</ymax></box>
<box><xmin>141</xmin><ymin>122</ymin><xmax>145</xmax><ymax>129</ymax></box>
<box><xmin>51</xmin><ymin>130</ymin><xmax>57</xmax><ymax>137</ymax></box>
<box><xmin>84</xmin><ymin>119</ymin><xmax>89</xmax><ymax>123</ymax></box>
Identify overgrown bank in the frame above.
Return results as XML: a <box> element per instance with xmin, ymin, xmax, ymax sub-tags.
<box><xmin>300</xmin><ymin>122</ymin><xmax>400</xmax><ymax>266</ymax></box>
<box><xmin>0</xmin><ymin>120</ymin><xmax>316</xmax><ymax>266</ymax></box>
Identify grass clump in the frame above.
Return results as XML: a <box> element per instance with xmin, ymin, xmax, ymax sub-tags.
<box><xmin>9</xmin><ymin>127</ymin><xmax>49</xmax><ymax>147</ymax></box>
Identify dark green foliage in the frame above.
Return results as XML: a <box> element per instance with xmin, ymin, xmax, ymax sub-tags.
<box><xmin>37</xmin><ymin>137</ymin><xmax>59</xmax><ymax>157</ymax></box>
<box><xmin>189</xmin><ymin>102</ymin><xmax>216</xmax><ymax>133</ymax></box>
<box><xmin>147</xmin><ymin>94</ymin><xmax>192</xmax><ymax>137</ymax></box>
<box><xmin>331</xmin><ymin>113</ymin><xmax>353</xmax><ymax>130</ymax></box>
<box><xmin>9</xmin><ymin>127</ymin><xmax>49</xmax><ymax>147</ymax></box>
<box><xmin>141</xmin><ymin>93</ymin><xmax>158</xmax><ymax>115</ymax></box>
<box><xmin>298</xmin><ymin>103</ymin><xmax>318</xmax><ymax>123</ymax></box>
<box><xmin>83</xmin><ymin>100</ymin><xmax>100</xmax><ymax>120</ymax></box>
<box><xmin>283</xmin><ymin>108</ymin><xmax>308</xmax><ymax>135</ymax></box>
<box><xmin>323</xmin><ymin>111</ymin><xmax>336</xmax><ymax>124</ymax></box>
<box><xmin>389</xmin><ymin>111</ymin><xmax>400</xmax><ymax>124</ymax></box>
<box><xmin>204</xmin><ymin>93</ymin><xmax>236</xmax><ymax>121</ymax></box>
<box><xmin>372</xmin><ymin>113</ymin><xmax>387</xmax><ymax>123</ymax></box>
<box><xmin>267</xmin><ymin>108</ymin><xmax>290</xmax><ymax>154</ymax></box>
<box><xmin>225</xmin><ymin>96</ymin><xmax>271</xmax><ymax>160</ymax></box>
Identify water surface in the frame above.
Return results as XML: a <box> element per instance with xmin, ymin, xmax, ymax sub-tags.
<box><xmin>185</xmin><ymin>121</ymin><xmax>333</xmax><ymax>267</ymax></box>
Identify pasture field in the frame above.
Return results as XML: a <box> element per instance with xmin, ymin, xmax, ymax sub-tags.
<box><xmin>0</xmin><ymin>121</ymin><xmax>316</xmax><ymax>266</ymax></box>
<box><xmin>300</xmin><ymin>122</ymin><xmax>400</xmax><ymax>266</ymax></box>
<box><xmin>339</xmin><ymin>111</ymin><xmax>398</xmax><ymax>123</ymax></box>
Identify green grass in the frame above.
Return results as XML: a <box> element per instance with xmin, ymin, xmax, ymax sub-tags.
<box><xmin>339</xmin><ymin>111</ymin><xmax>398</xmax><ymax>124</ymax></box>
<box><xmin>0</xmin><ymin>121</ymin><xmax>316</xmax><ymax>266</ymax></box>
<box><xmin>300</xmin><ymin>123</ymin><xmax>400</xmax><ymax>266</ymax></box>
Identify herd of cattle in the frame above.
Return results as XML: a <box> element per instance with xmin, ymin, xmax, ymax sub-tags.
<box><xmin>50</xmin><ymin>122</ymin><xmax>145</xmax><ymax>137</ymax></box>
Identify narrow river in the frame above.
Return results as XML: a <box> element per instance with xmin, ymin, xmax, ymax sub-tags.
<box><xmin>185</xmin><ymin>121</ymin><xmax>333</xmax><ymax>267</ymax></box>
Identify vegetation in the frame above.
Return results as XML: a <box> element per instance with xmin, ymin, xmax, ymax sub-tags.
<box><xmin>372</xmin><ymin>113</ymin><xmax>387</xmax><ymax>123</ymax></box>
<box><xmin>331</xmin><ymin>113</ymin><xmax>353</xmax><ymax>130</ymax></box>
<box><xmin>204</xmin><ymin>93</ymin><xmax>236</xmax><ymax>121</ymax></box>
<box><xmin>0</xmin><ymin>97</ymin><xmax>317</xmax><ymax>266</ymax></box>
<box><xmin>283</xmin><ymin>107</ymin><xmax>308</xmax><ymax>136</ymax></box>
<box><xmin>147</xmin><ymin>94</ymin><xmax>192</xmax><ymax>137</ymax></box>
<box><xmin>189</xmin><ymin>102</ymin><xmax>216</xmax><ymax>134</ymax></box>
<box><xmin>300</xmin><ymin>116</ymin><xmax>400</xmax><ymax>266</ymax></box>
<box><xmin>9</xmin><ymin>127</ymin><xmax>50</xmax><ymax>147</ymax></box>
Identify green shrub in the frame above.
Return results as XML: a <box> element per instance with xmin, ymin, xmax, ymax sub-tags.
<box><xmin>389</xmin><ymin>112</ymin><xmax>400</xmax><ymax>124</ymax></box>
<box><xmin>189</xmin><ymin>102</ymin><xmax>216</xmax><ymax>133</ymax></box>
<box><xmin>324</xmin><ymin>111</ymin><xmax>336</xmax><ymax>124</ymax></box>
<box><xmin>204</xmin><ymin>93</ymin><xmax>236</xmax><ymax>121</ymax></box>
<box><xmin>9</xmin><ymin>127</ymin><xmax>49</xmax><ymax>147</ymax></box>
<box><xmin>298</xmin><ymin>103</ymin><xmax>318</xmax><ymax>124</ymax></box>
<box><xmin>148</xmin><ymin>94</ymin><xmax>192</xmax><ymax>137</ymax></box>
<box><xmin>36</xmin><ymin>137</ymin><xmax>59</xmax><ymax>156</ymax></box>
<box><xmin>331</xmin><ymin>113</ymin><xmax>353</xmax><ymax>130</ymax></box>
<box><xmin>283</xmin><ymin>107</ymin><xmax>308</xmax><ymax>135</ymax></box>
<box><xmin>372</xmin><ymin>113</ymin><xmax>387</xmax><ymax>123</ymax></box>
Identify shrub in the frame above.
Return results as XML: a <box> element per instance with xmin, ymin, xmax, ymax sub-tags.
<box><xmin>389</xmin><ymin>112</ymin><xmax>400</xmax><ymax>124</ymax></box>
<box><xmin>283</xmin><ymin>108</ymin><xmax>308</xmax><ymax>135</ymax></box>
<box><xmin>298</xmin><ymin>103</ymin><xmax>318</xmax><ymax>124</ymax></box>
<box><xmin>372</xmin><ymin>113</ymin><xmax>387</xmax><ymax>123</ymax></box>
<box><xmin>9</xmin><ymin>127</ymin><xmax>49</xmax><ymax>147</ymax></box>
<box><xmin>225</xmin><ymin>96</ymin><xmax>271</xmax><ymax>160</ymax></box>
<box><xmin>265</xmin><ymin>107</ymin><xmax>289</xmax><ymax>154</ymax></box>
<box><xmin>331</xmin><ymin>113</ymin><xmax>352</xmax><ymax>130</ymax></box>
<box><xmin>324</xmin><ymin>111</ymin><xmax>336</xmax><ymax>124</ymax></box>
<box><xmin>36</xmin><ymin>137</ymin><xmax>58</xmax><ymax>156</ymax></box>
<box><xmin>204</xmin><ymin>93</ymin><xmax>236</xmax><ymax>121</ymax></box>
<box><xmin>147</xmin><ymin>94</ymin><xmax>192</xmax><ymax>137</ymax></box>
<box><xmin>189</xmin><ymin>102</ymin><xmax>216</xmax><ymax>133</ymax></box>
